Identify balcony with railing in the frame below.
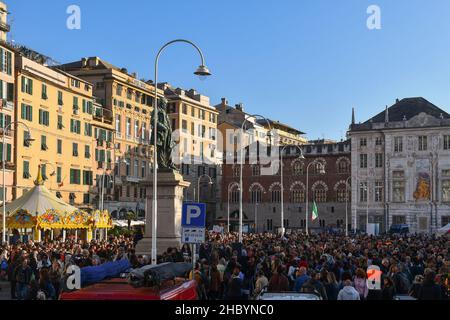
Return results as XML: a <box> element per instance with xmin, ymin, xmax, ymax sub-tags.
<box><xmin>0</xmin><ymin>21</ymin><xmax>10</xmax><ymax>32</ymax></box>
<box><xmin>0</xmin><ymin>99</ymin><xmax>13</xmax><ymax>111</ymax></box>
<box><xmin>93</xmin><ymin>105</ymin><xmax>113</xmax><ymax>124</ymax></box>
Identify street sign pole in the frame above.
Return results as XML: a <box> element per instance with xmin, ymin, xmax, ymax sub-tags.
<box><xmin>181</xmin><ymin>202</ymin><xmax>206</xmax><ymax>279</ymax></box>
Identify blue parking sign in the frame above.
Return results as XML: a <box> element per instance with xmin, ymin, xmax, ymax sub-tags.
<box><xmin>182</xmin><ymin>203</ymin><xmax>206</xmax><ymax>228</ymax></box>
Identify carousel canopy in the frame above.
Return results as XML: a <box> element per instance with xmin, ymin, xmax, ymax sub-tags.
<box><xmin>1</xmin><ymin>166</ymin><xmax>78</xmax><ymax>217</ymax></box>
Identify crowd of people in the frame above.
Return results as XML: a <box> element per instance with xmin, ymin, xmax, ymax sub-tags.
<box><xmin>0</xmin><ymin>235</ymin><xmax>141</xmax><ymax>300</ymax></box>
<box><xmin>0</xmin><ymin>231</ymin><xmax>448</xmax><ymax>300</ymax></box>
<box><xmin>186</xmin><ymin>232</ymin><xmax>449</xmax><ymax>300</ymax></box>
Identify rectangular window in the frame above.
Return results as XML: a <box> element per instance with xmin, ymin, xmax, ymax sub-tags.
<box><xmin>70</xmin><ymin>169</ymin><xmax>81</xmax><ymax>185</ymax></box>
<box><xmin>21</xmin><ymin>104</ymin><xmax>33</xmax><ymax>121</ymax></box>
<box><xmin>72</xmin><ymin>143</ymin><xmax>78</xmax><ymax>157</ymax></box>
<box><xmin>58</xmin><ymin>91</ymin><xmax>63</xmax><ymax>106</ymax></box>
<box><xmin>418</xmin><ymin>136</ymin><xmax>428</xmax><ymax>151</ymax></box>
<box><xmin>84</xmin><ymin>123</ymin><xmax>92</xmax><ymax>137</ymax></box>
<box><xmin>360</xmin><ymin>154</ymin><xmax>368</xmax><ymax>168</ymax></box>
<box><xmin>375</xmin><ymin>153</ymin><xmax>383</xmax><ymax>168</ymax></box>
<box><xmin>57</xmin><ymin>115</ymin><xmax>63</xmax><ymax>130</ymax></box>
<box><xmin>141</xmin><ymin>161</ymin><xmax>146</xmax><ymax>178</ymax></box>
<box><xmin>394</xmin><ymin>137</ymin><xmax>403</xmax><ymax>153</ymax></box>
<box><xmin>21</xmin><ymin>76</ymin><xmax>33</xmax><ymax>95</ymax></box>
<box><xmin>444</xmin><ymin>135</ymin><xmax>450</xmax><ymax>150</ymax></box>
<box><xmin>83</xmin><ymin>170</ymin><xmax>93</xmax><ymax>186</ymax></box>
<box><xmin>85</xmin><ymin>145</ymin><xmax>90</xmax><ymax>159</ymax></box>
<box><xmin>359</xmin><ymin>182</ymin><xmax>368</xmax><ymax>202</ymax></box>
<box><xmin>41</xmin><ymin>135</ymin><xmax>48</xmax><ymax>151</ymax></box>
<box><xmin>0</xmin><ymin>142</ymin><xmax>12</xmax><ymax>162</ymax></box>
<box><xmin>57</xmin><ymin>139</ymin><xmax>62</xmax><ymax>154</ymax></box>
<box><xmin>56</xmin><ymin>167</ymin><xmax>62</xmax><ymax>184</ymax></box>
<box><xmin>23</xmin><ymin>161</ymin><xmax>30</xmax><ymax>179</ymax></box>
<box><xmin>360</xmin><ymin>138</ymin><xmax>367</xmax><ymax>147</ymax></box>
<box><xmin>375</xmin><ymin>181</ymin><xmax>383</xmax><ymax>202</ymax></box>
<box><xmin>70</xmin><ymin>119</ymin><xmax>81</xmax><ymax>134</ymax></box>
<box><xmin>115</xmin><ymin>115</ymin><xmax>121</xmax><ymax>134</ymax></box>
<box><xmin>38</xmin><ymin>109</ymin><xmax>50</xmax><ymax>126</ymax></box>
<box><xmin>23</xmin><ymin>131</ymin><xmax>31</xmax><ymax>147</ymax></box>
<box><xmin>41</xmin><ymin>83</ymin><xmax>48</xmax><ymax>100</ymax></box>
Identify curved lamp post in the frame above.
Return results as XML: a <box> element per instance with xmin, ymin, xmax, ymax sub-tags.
<box><xmin>197</xmin><ymin>174</ymin><xmax>213</xmax><ymax>202</ymax></box>
<box><xmin>2</xmin><ymin>121</ymin><xmax>34</xmax><ymax>243</ymax></box>
<box><xmin>152</xmin><ymin>39</ymin><xmax>211</xmax><ymax>265</ymax></box>
<box><xmin>280</xmin><ymin>145</ymin><xmax>305</xmax><ymax>237</ymax></box>
<box><xmin>239</xmin><ymin>115</ymin><xmax>272</xmax><ymax>243</ymax></box>
<box><xmin>227</xmin><ymin>182</ymin><xmax>239</xmax><ymax>233</ymax></box>
<box><xmin>305</xmin><ymin>160</ymin><xmax>325</xmax><ymax>236</ymax></box>
<box><xmin>345</xmin><ymin>176</ymin><xmax>351</xmax><ymax>237</ymax></box>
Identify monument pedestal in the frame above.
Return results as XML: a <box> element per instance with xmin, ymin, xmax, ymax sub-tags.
<box><xmin>135</xmin><ymin>170</ymin><xmax>190</xmax><ymax>257</ymax></box>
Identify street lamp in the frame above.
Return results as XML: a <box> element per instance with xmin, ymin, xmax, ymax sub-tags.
<box><xmin>227</xmin><ymin>183</ymin><xmax>239</xmax><ymax>233</ymax></box>
<box><xmin>345</xmin><ymin>176</ymin><xmax>351</xmax><ymax>237</ymax></box>
<box><xmin>152</xmin><ymin>39</ymin><xmax>211</xmax><ymax>265</ymax></box>
<box><xmin>2</xmin><ymin>122</ymin><xmax>34</xmax><ymax>243</ymax></box>
<box><xmin>239</xmin><ymin>115</ymin><xmax>272</xmax><ymax>243</ymax></box>
<box><xmin>280</xmin><ymin>145</ymin><xmax>305</xmax><ymax>237</ymax></box>
<box><xmin>197</xmin><ymin>174</ymin><xmax>213</xmax><ymax>203</ymax></box>
<box><xmin>305</xmin><ymin>160</ymin><xmax>325</xmax><ymax>236</ymax></box>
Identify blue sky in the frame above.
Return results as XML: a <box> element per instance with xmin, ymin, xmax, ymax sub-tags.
<box><xmin>8</xmin><ymin>0</ymin><xmax>450</xmax><ymax>140</ymax></box>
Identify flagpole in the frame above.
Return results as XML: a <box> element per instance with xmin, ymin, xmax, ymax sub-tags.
<box><xmin>305</xmin><ymin>160</ymin><xmax>326</xmax><ymax>236</ymax></box>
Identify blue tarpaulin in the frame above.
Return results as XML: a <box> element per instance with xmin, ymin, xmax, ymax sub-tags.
<box><xmin>80</xmin><ymin>259</ymin><xmax>131</xmax><ymax>287</ymax></box>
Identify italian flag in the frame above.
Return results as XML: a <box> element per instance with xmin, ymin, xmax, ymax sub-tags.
<box><xmin>312</xmin><ymin>202</ymin><xmax>319</xmax><ymax>221</ymax></box>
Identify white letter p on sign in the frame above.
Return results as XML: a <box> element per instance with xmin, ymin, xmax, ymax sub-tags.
<box><xmin>186</xmin><ymin>205</ymin><xmax>201</xmax><ymax>225</ymax></box>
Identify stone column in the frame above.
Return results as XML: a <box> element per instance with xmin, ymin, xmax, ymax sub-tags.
<box><xmin>135</xmin><ymin>170</ymin><xmax>190</xmax><ymax>256</ymax></box>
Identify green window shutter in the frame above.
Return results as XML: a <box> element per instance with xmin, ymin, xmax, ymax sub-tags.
<box><xmin>82</xmin><ymin>99</ymin><xmax>86</xmax><ymax>113</ymax></box>
<box><xmin>6</xmin><ymin>52</ymin><xmax>11</xmax><ymax>75</ymax></box>
<box><xmin>70</xmin><ymin>169</ymin><xmax>74</xmax><ymax>184</ymax></box>
<box><xmin>29</xmin><ymin>79</ymin><xmax>33</xmax><ymax>95</ymax></box>
<box><xmin>0</xmin><ymin>113</ymin><xmax>3</xmax><ymax>128</ymax></box>
<box><xmin>0</xmin><ymin>48</ymin><xmax>3</xmax><ymax>71</ymax></box>
<box><xmin>0</xmin><ymin>80</ymin><xmax>3</xmax><ymax>99</ymax></box>
<box><xmin>39</xmin><ymin>110</ymin><xmax>42</xmax><ymax>124</ymax></box>
<box><xmin>7</xmin><ymin>144</ymin><xmax>11</xmax><ymax>162</ymax></box>
<box><xmin>7</xmin><ymin>83</ymin><xmax>13</xmax><ymax>101</ymax></box>
<box><xmin>21</xmin><ymin>76</ymin><xmax>25</xmax><ymax>93</ymax></box>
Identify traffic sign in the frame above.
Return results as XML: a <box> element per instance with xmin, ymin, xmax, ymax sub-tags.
<box><xmin>182</xmin><ymin>203</ymin><xmax>206</xmax><ymax>228</ymax></box>
<box><xmin>182</xmin><ymin>227</ymin><xmax>205</xmax><ymax>244</ymax></box>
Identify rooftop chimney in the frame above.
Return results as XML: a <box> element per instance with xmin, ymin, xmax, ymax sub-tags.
<box><xmin>221</xmin><ymin>98</ymin><xmax>228</xmax><ymax>106</ymax></box>
<box><xmin>235</xmin><ymin>103</ymin><xmax>244</xmax><ymax>111</ymax></box>
<box><xmin>396</xmin><ymin>98</ymin><xmax>400</xmax><ymax>103</ymax></box>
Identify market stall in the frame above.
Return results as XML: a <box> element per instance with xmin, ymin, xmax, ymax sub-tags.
<box><xmin>0</xmin><ymin>166</ymin><xmax>111</xmax><ymax>242</ymax></box>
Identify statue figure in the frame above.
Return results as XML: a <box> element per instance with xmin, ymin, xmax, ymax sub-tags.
<box><xmin>150</xmin><ymin>97</ymin><xmax>177</xmax><ymax>171</ymax></box>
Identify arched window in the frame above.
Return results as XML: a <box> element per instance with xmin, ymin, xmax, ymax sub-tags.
<box><xmin>313</xmin><ymin>159</ymin><xmax>326</xmax><ymax>174</ymax></box>
<box><xmin>250</xmin><ymin>184</ymin><xmax>263</xmax><ymax>203</ymax></box>
<box><xmin>291</xmin><ymin>189</ymin><xmax>305</xmax><ymax>203</ymax></box>
<box><xmin>231</xmin><ymin>189</ymin><xmax>240</xmax><ymax>203</ymax></box>
<box><xmin>336</xmin><ymin>187</ymin><xmax>349</xmax><ymax>202</ymax></box>
<box><xmin>312</xmin><ymin>182</ymin><xmax>328</xmax><ymax>203</ymax></box>
<box><xmin>271</xmin><ymin>188</ymin><xmax>281</xmax><ymax>203</ymax></box>
<box><xmin>337</xmin><ymin>157</ymin><xmax>350</xmax><ymax>174</ymax></box>
<box><xmin>292</xmin><ymin>161</ymin><xmax>304</xmax><ymax>175</ymax></box>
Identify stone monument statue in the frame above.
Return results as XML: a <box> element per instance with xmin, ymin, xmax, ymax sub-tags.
<box><xmin>150</xmin><ymin>97</ymin><xmax>177</xmax><ymax>171</ymax></box>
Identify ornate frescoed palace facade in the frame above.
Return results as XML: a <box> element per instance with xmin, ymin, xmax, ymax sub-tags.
<box><xmin>349</xmin><ymin>97</ymin><xmax>450</xmax><ymax>233</ymax></box>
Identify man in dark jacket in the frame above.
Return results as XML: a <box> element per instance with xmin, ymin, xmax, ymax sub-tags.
<box><xmin>226</xmin><ymin>265</ymin><xmax>243</xmax><ymax>300</ymax></box>
<box><xmin>15</xmin><ymin>258</ymin><xmax>32</xmax><ymax>300</ymax></box>
<box><xmin>417</xmin><ymin>270</ymin><xmax>442</xmax><ymax>300</ymax></box>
